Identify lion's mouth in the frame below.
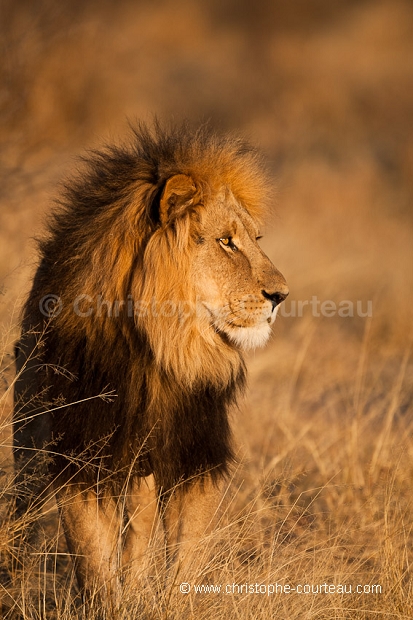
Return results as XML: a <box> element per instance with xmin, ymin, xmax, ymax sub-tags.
<box><xmin>202</xmin><ymin>303</ymin><xmax>273</xmax><ymax>350</ymax></box>
<box><xmin>203</xmin><ymin>301</ymin><xmax>275</xmax><ymax>330</ymax></box>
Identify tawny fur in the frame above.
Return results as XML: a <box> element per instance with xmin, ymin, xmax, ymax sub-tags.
<box><xmin>13</xmin><ymin>122</ymin><xmax>288</xmax><ymax>598</ymax></box>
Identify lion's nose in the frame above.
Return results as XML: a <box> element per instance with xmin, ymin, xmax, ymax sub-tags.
<box><xmin>262</xmin><ymin>288</ymin><xmax>289</xmax><ymax>311</ymax></box>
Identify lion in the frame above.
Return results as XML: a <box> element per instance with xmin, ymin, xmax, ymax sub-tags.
<box><xmin>13</xmin><ymin>122</ymin><xmax>288</xmax><ymax>605</ymax></box>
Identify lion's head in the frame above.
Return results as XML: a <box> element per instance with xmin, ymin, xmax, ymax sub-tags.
<box><xmin>155</xmin><ymin>174</ymin><xmax>288</xmax><ymax>350</ymax></box>
<box><xmin>43</xmin><ymin>123</ymin><xmax>287</xmax><ymax>388</ymax></box>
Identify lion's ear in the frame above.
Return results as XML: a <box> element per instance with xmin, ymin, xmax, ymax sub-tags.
<box><xmin>159</xmin><ymin>174</ymin><xmax>197</xmax><ymax>226</ymax></box>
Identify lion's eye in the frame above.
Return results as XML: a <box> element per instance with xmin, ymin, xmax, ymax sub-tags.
<box><xmin>219</xmin><ymin>237</ymin><xmax>238</xmax><ymax>251</ymax></box>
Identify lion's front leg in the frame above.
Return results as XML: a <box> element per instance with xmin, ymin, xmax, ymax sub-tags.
<box><xmin>160</xmin><ymin>478</ymin><xmax>222</xmax><ymax>582</ymax></box>
<box><xmin>56</xmin><ymin>484</ymin><xmax>122</xmax><ymax>610</ymax></box>
<box><xmin>122</xmin><ymin>475</ymin><xmax>161</xmax><ymax>592</ymax></box>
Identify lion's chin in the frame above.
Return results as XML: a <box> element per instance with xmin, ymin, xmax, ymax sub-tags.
<box><xmin>222</xmin><ymin>322</ymin><xmax>272</xmax><ymax>351</ymax></box>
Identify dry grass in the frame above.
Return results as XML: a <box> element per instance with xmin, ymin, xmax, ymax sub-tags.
<box><xmin>1</xmin><ymin>0</ymin><xmax>412</xmax><ymax>617</ymax></box>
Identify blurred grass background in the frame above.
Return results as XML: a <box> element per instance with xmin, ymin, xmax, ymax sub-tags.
<box><xmin>0</xmin><ymin>0</ymin><xmax>413</xmax><ymax>617</ymax></box>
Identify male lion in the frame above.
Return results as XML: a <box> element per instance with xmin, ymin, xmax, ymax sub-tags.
<box><xmin>13</xmin><ymin>123</ymin><xmax>288</xmax><ymax>604</ymax></box>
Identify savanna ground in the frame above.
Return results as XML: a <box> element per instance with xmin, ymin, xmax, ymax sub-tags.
<box><xmin>0</xmin><ymin>0</ymin><xmax>412</xmax><ymax>617</ymax></box>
